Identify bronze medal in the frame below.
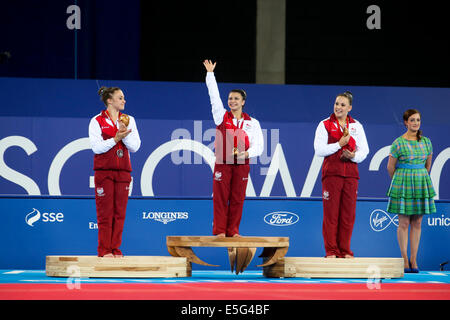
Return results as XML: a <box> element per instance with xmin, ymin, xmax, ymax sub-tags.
<box><xmin>119</xmin><ymin>114</ymin><xmax>130</xmax><ymax>127</ymax></box>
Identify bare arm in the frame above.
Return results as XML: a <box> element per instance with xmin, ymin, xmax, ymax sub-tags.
<box><xmin>387</xmin><ymin>155</ymin><xmax>397</xmax><ymax>179</ymax></box>
<box><xmin>425</xmin><ymin>154</ymin><xmax>432</xmax><ymax>172</ymax></box>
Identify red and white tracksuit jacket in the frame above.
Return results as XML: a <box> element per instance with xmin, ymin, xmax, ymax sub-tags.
<box><xmin>206</xmin><ymin>72</ymin><xmax>264</xmax><ymax>236</ymax></box>
<box><xmin>314</xmin><ymin>113</ymin><xmax>369</xmax><ymax>257</ymax></box>
<box><xmin>88</xmin><ymin>110</ymin><xmax>141</xmax><ymax>256</ymax></box>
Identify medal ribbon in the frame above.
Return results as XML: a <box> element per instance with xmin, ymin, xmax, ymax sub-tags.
<box><xmin>330</xmin><ymin>114</ymin><xmax>356</xmax><ymax>152</ymax></box>
<box><xmin>232</xmin><ymin>116</ymin><xmax>245</xmax><ymax>150</ymax></box>
<box><xmin>333</xmin><ymin>116</ymin><xmax>349</xmax><ymax>135</ymax></box>
<box><xmin>104</xmin><ymin>110</ymin><xmax>123</xmax><ymax>157</ymax></box>
<box><xmin>104</xmin><ymin>110</ymin><xmax>120</xmax><ymax>130</ymax></box>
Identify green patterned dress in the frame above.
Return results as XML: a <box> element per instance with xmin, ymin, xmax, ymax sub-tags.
<box><xmin>387</xmin><ymin>136</ymin><xmax>436</xmax><ymax>215</ymax></box>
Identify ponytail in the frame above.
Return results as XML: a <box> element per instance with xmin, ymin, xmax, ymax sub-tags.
<box><xmin>417</xmin><ymin>129</ymin><xmax>422</xmax><ymax>142</ymax></box>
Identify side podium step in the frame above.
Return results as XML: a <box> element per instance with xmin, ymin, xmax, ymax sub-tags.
<box><xmin>46</xmin><ymin>255</ymin><xmax>191</xmax><ymax>278</ymax></box>
<box><xmin>263</xmin><ymin>257</ymin><xmax>404</xmax><ymax>278</ymax></box>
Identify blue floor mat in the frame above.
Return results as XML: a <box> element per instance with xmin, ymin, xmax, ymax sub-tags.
<box><xmin>1</xmin><ymin>269</ymin><xmax>449</xmax><ymax>284</ymax></box>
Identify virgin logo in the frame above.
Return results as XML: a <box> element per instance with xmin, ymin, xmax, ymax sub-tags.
<box><xmin>370</xmin><ymin>209</ymin><xmax>398</xmax><ymax>232</ymax></box>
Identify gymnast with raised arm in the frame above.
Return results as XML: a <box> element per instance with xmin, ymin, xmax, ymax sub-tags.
<box><xmin>203</xmin><ymin>60</ymin><xmax>264</xmax><ymax>237</ymax></box>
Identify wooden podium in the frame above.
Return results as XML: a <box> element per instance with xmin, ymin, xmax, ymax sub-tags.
<box><xmin>166</xmin><ymin>236</ymin><xmax>289</xmax><ymax>274</ymax></box>
<box><xmin>46</xmin><ymin>255</ymin><xmax>191</xmax><ymax>278</ymax></box>
<box><xmin>263</xmin><ymin>257</ymin><xmax>404</xmax><ymax>278</ymax></box>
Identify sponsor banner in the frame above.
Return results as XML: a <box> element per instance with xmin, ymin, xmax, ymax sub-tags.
<box><xmin>1</xmin><ymin>196</ymin><xmax>449</xmax><ymax>271</ymax></box>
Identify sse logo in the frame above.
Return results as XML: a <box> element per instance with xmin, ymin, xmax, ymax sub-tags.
<box><xmin>25</xmin><ymin>208</ymin><xmax>64</xmax><ymax>227</ymax></box>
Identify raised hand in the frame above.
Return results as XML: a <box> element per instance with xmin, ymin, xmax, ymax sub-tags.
<box><xmin>203</xmin><ymin>59</ymin><xmax>216</xmax><ymax>72</ymax></box>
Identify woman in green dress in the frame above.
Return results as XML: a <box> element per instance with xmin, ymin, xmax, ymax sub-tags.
<box><xmin>387</xmin><ymin>109</ymin><xmax>436</xmax><ymax>273</ymax></box>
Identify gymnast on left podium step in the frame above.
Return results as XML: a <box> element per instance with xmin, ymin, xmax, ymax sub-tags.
<box><xmin>88</xmin><ymin>86</ymin><xmax>141</xmax><ymax>257</ymax></box>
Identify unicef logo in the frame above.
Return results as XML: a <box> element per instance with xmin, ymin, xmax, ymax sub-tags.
<box><xmin>264</xmin><ymin>211</ymin><xmax>299</xmax><ymax>226</ymax></box>
<box><xmin>370</xmin><ymin>209</ymin><xmax>398</xmax><ymax>232</ymax></box>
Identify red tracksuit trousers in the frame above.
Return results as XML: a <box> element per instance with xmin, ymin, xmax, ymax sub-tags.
<box><xmin>94</xmin><ymin>170</ymin><xmax>131</xmax><ymax>257</ymax></box>
<box><xmin>322</xmin><ymin>175</ymin><xmax>358</xmax><ymax>257</ymax></box>
<box><xmin>213</xmin><ymin>163</ymin><xmax>250</xmax><ymax>236</ymax></box>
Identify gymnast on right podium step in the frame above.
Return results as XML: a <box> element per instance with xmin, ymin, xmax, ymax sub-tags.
<box><xmin>313</xmin><ymin>91</ymin><xmax>369</xmax><ymax>259</ymax></box>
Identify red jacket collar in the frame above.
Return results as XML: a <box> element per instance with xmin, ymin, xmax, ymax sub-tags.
<box><xmin>227</xmin><ymin>111</ymin><xmax>251</xmax><ymax>121</ymax></box>
<box><xmin>101</xmin><ymin>109</ymin><xmax>123</xmax><ymax>119</ymax></box>
<box><xmin>330</xmin><ymin>113</ymin><xmax>355</xmax><ymax>124</ymax></box>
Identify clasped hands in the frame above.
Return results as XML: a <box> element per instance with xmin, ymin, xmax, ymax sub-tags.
<box><xmin>236</xmin><ymin>151</ymin><xmax>249</xmax><ymax>160</ymax></box>
<box><xmin>338</xmin><ymin>134</ymin><xmax>355</xmax><ymax>161</ymax></box>
<box><xmin>114</xmin><ymin>121</ymin><xmax>131</xmax><ymax>144</ymax></box>
<box><xmin>233</xmin><ymin>147</ymin><xmax>249</xmax><ymax>160</ymax></box>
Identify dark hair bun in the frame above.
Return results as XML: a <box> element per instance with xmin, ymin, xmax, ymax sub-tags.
<box><xmin>98</xmin><ymin>86</ymin><xmax>106</xmax><ymax>96</ymax></box>
<box><xmin>337</xmin><ymin>91</ymin><xmax>353</xmax><ymax>105</ymax></box>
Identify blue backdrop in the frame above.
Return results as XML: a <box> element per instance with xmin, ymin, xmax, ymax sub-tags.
<box><xmin>0</xmin><ymin>77</ymin><xmax>449</xmax><ymax>271</ymax></box>
<box><xmin>0</xmin><ymin>77</ymin><xmax>449</xmax><ymax>199</ymax></box>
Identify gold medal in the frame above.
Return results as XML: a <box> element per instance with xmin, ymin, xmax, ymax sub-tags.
<box><xmin>343</xmin><ymin>127</ymin><xmax>349</xmax><ymax>137</ymax></box>
<box><xmin>119</xmin><ymin>114</ymin><xmax>130</xmax><ymax>127</ymax></box>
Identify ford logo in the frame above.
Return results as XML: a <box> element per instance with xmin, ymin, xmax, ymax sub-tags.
<box><xmin>264</xmin><ymin>211</ymin><xmax>299</xmax><ymax>226</ymax></box>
